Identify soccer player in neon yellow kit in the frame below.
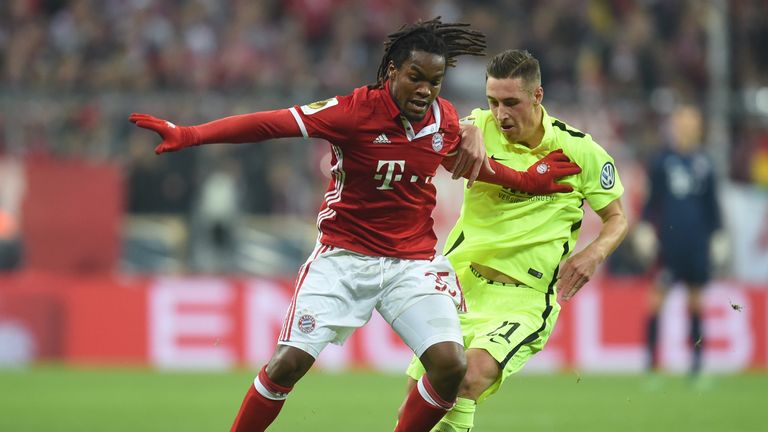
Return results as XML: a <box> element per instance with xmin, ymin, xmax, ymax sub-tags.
<box><xmin>400</xmin><ymin>49</ymin><xmax>629</xmax><ymax>431</ymax></box>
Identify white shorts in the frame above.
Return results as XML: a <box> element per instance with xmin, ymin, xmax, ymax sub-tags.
<box><xmin>277</xmin><ymin>243</ymin><xmax>465</xmax><ymax>358</ymax></box>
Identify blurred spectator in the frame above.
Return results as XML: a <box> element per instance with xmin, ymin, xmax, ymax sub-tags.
<box><xmin>125</xmin><ymin>127</ymin><xmax>194</xmax><ymax>213</ymax></box>
<box><xmin>636</xmin><ymin>104</ymin><xmax>724</xmax><ymax>380</ymax></box>
<box><xmin>191</xmin><ymin>150</ymin><xmax>243</xmax><ymax>273</ymax></box>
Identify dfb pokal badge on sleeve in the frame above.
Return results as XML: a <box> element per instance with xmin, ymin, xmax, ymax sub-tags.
<box><xmin>432</xmin><ymin>132</ymin><xmax>444</xmax><ymax>151</ymax></box>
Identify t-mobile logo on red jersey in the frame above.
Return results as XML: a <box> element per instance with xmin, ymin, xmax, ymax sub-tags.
<box><xmin>374</xmin><ymin>160</ymin><xmax>405</xmax><ymax>190</ymax></box>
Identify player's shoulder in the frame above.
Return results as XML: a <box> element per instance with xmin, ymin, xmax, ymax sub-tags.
<box><xmin>549</xmin><ymin>115</ymin><xmax>591</xmax><ymax>143</ymax></box>
<box><xmin>349</xmin><ymin>84</ymin><xmax>377</xmax><ymax>101</ymax></box>
<box><xmin>298</xmin><ymin>90</ymin><xmax>354</xmax><ymax>117</ymax></box>
<box><xmin>436</xmin><ymin>96</ymin><xmax>458</xmax><ymax>120</ymax></box>
<box><xmin>346</xmin><ymin>84</ymin><xmax>376</xmax><ymax>109</ymax></box>
<box><xmin>432</xmin><ymin>97</ymin><xmax>460</xmax><ymax>135</ymax></box>
<box><xmin>546</xmin><ymin>113</ymin><xmax>620</xmax><ymax>181</ymax></box>
<box><xmin>300</xmin><ymin>85</ymin><xmax>385</xmax><ymax>123</ymax></box>
<box><xmin>460</xmin><ymin>108</ymin><xmax>495</xmax><ymax>130</ymax></box>
<box><xmin>314</xmin><ymin>84</ymin><xmax>374</xmax><ymax>105</ymax></box>
<box><xmin>349</xmin><ymin>84</ymin><xmax>400</xmax><ymax>118</ymax></box>
<box><xmin>548</xmin><ymin>114</ymin><xmax>605</xmax><ymax>156</ymax></box>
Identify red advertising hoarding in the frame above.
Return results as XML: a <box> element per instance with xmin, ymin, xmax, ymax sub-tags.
<box><xmin>0</xmin><ymin>273</ymin><xmax>766</xmax><ymax>372</ymax></box>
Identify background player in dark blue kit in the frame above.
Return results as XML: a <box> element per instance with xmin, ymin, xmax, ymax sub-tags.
<box><xmin>639</xmin><ymin>104</ymin><xmax>724</xmax><ymax>380</ymax></box>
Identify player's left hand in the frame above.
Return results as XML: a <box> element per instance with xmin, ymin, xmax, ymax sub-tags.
<box><xmin>557</xmin><ymin>249</ymin><xmax>601</xmax><ymax>301</ymax></box>
<box><xmin>519</xmin><ymin>150</ymin><xmax>581</xmax><ymax>194</ymax></box>
<box><xmin>454</xmin><ymin>123</ymin><xmax>494</xmax><ymax>187</ymax></box>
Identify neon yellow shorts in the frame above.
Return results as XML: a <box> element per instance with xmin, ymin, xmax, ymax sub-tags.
<box><xmin>406</xmin><ymin>265</ymin><xmax>561</xmax><ymax>403</ymax></box>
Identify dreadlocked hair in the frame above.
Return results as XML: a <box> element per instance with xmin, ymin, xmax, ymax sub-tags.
<box><xmin>370</xmin><ymin>17</ymin><xmax>486</xmax><ymax>89</ymax></box>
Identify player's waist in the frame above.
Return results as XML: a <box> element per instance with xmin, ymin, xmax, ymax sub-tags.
<box><xmin>469</xmin><ymin>264</ymin><xmax>525</xmax><ymax>286</ymax></box>
<box><xmin>320</xmin><ymin>234</ymin><xmax>437</xmax><ymax>260</ymax></box>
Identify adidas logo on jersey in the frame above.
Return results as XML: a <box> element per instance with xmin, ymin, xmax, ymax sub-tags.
<box><xmin>373</xmin><ymin>133</ymin><xmax>391</xmax><ymax>144</ymax></box>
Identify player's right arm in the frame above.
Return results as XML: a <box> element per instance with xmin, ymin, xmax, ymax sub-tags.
<box><xmin>129</xmin><ymin>95</ymin><xmax>355</xmax><ymax>154</ymax></box>
<box><xmin>129</xmin><ymin>110</ymin><xmax>303</xmax><ymax>154</ymax></box>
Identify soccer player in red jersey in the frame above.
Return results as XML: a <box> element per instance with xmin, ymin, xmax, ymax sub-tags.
<box><xmin>130</xmin><ymin>18</ymin><xmax>580</xmax><ymax>432</ymax></box>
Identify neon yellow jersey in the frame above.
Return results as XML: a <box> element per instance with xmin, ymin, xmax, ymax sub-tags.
<box><xmin>444</xmin><ymin>107</ymin><xmax>623</xmax><ymax>294</ymax></box>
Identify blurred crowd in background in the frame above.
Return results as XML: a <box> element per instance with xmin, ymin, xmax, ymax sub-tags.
<box><xmin>1</xmin><ymin>0</ymin><xmax>768</xmax><ymax>276</ymax></box>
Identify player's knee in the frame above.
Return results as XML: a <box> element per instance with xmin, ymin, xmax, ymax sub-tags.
<box><xmin>442</xmin><ymin>356</ymin><xmax>468</xmax><ymax>388</ymax></box>
<box><xmin>429</xmin><ymin>362</ymin><xmax>466</xmax><ymax>401</ymax></box>
<box><xmin>422</xmin><ymin>342</ymin><xmax>467</xmax><ymax>389</ymax></box>
<box><xmin>434</xmin><ymin>351</ymin><xmax>467</xmax><ymax>388</ymax></box>
<box><xmin>265</xmin><ymin>346</ymin><xmax>315</xmax><ymax>386</ymax></box>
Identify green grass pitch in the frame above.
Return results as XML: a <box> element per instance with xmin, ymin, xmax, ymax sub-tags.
<box><xmin>0</xmin><ymin>366</ymin><xmax>765</xmax><ymax>431</ymax></box>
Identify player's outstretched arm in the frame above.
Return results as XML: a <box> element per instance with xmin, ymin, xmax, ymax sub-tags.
<box><xmin>443</xmin><ymin>149</ymin><xmax>582</xmax><ymax>194</ymax></box>
<box><xmin>129</xmin><ymin>110</ymin><xmax>302</xmax><ymax>154</ymax></box>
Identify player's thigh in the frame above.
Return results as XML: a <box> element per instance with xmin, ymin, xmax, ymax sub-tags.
<box><xmin>390</xmin><ymin>293</ymin><xmax>463</xmax><ymax>359</ymax></box>
<box><xmin>279</xmin><ymin>245</ymin><xmax>380</xmax><ymax>358</ymax></box>
<box><xmin>382</xmin><ymin>255</ymin><xmax>465</xmax><ymax>357</ymax></box>
<box><xmin>379</xmin><ymin>254</ymin><xmax>465</xmax><ymax>321</ymax></box>
<box><xmin>463</xmin><ymin>286</ymin><xmax>560</xmax><ymax>403</ymax></box>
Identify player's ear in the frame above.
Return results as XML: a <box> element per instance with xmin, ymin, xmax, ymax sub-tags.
<box><xmin>387</xmin><ymin>61</ymin><xmax>397</xmax><ymax>80</ymax></box>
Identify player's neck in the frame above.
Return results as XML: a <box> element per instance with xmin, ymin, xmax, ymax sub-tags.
<box><xmin>520</xmin><ymin>109</ymin><xmax>545</xmax><ymax>149</ymax></box>
<box><xmin>398</xmin><ymin>107</ymin><xmax>434</xmax><ymax>130</ymax></box>
<box><xmin>409</xmin><ymin>111</ymin><xmax>434</xmax><ymax>129</ymax></box>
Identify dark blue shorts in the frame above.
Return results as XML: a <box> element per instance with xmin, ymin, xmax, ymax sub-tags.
<box><xmin>660</xmin><ymin>245</ymin><xmax>710</xmax><ymax>286</ymax></box>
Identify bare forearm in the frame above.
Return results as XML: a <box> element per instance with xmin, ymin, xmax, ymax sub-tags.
<box><xmin>557</xmin><ymin>199</ymin><xmax>626</xmax><ymax>301</ymax></box>
<box><xmin>584</xmin><ymin>212</ymin><xmax>628</xmax><ymax>263</ymax></box>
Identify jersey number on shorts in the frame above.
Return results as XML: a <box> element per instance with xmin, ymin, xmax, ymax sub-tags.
<box><xmin>425</xmin><ymin>271</ymin><xmax>457</xmax><ymax>297</ymax></box>
<box><xmin>486</xmin><ymin>321</ymin><xmax>521</xmax><ymax>344</ymax></box>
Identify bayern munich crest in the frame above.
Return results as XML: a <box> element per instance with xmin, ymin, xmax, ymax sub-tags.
<box><xmin>432</xmin><ymin>133</ymin><xmax>444</xmax><ymax>151</ymax></box>
<box><xmin>536</xmin><ymin>162</ymin><xmax>550</xmax><ymax>174</ymax></box>
<box><xmin>297</xmin><ymin>314</ymin><xmax>316</xmax><ymax>334</ymax></box>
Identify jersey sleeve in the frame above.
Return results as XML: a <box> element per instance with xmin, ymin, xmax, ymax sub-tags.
<box><xmin>289</xmin><ymin>94</ymin><xmax>356</xmax><ymax>143</ymax></box>
<box><xmin>577</xmin><ymin>137</ymin><xmax>624</xmax><ymax>211</ymax></box>
<box><xmin>191</xmin><ymin>109</ymin><xmax>302</xmax><ymax>144</ymax></box>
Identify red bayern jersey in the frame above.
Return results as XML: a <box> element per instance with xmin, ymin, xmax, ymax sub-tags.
<box><xmin>288</xmin><ymin>83</ymin><xmax>461</xmax><ymax>259</ymax></box>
